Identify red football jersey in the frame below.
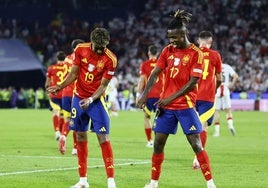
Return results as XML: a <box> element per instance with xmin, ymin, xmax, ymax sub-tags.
<box><xmin>46</xmin><ymin>62</ymin><xmax>66</xmax><ymax>99</ymax></box>
<box><xmin>139</xmin><ymin>58</ymin><xmax>164</xmax><ymax>98</ymax></box>
<box><xmin>62</xmin><ymin>54</ymin><xmax>75</xmax><ymax>97</ymax></box>
<box><xmin>157</xmin><ymin>44</ymin><xmax>203</xmax><ymax>110</ymax></box>
<box><xmin>72</xmin><ymin>42</ymin><xmax>117</xmax><ymax>98</ymax></box>
<box><xmin>197</xmin><ymin>47</ymin><xmax>222</xmax><ymax>102</ymax></box>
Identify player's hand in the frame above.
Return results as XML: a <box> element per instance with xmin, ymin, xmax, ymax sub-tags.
<box><xmin>228</xmin><ymin>83</ymin><xmax>235</xmax><ymax>91</ymax></box>
<box><xmin>136</xmin><ymin>94</ymin><xmax>147</xmax><ymax>109</ymax></box>
<box><xmin>154</xmin><ymin>98</ymin><xmax>171</xmax><ymax>107</ymax></box>
<box><xmin>79</xmin><ymin>97</ymin><xmax>93</xmax><ymax>109</ymax></box>
<box><xmin>46</xmin><ymin>85</ymin><xmax>61</xmax><ymax>95</ymax></box>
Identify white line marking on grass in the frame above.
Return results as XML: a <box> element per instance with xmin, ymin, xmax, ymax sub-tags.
<box><xmin>0</xmin><ymin>160</ymin><xmax>150</xmax><ymax>177</ymax></box>
<box><xmin>0</xmin><ymin>155</ymin><xmax>146</xmax><ymax>162</ymax></box>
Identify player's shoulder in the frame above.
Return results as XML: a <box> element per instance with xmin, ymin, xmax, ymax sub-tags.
<box><xmin>162</xmin><ymin>44</ymin><xmax>173</xmax><ymax>53</ymax></box>
<box><xmin>223</xmin><ymin>63</ymin><xmax>232</xmax><ymax>69</ymax></box>
<box><xmin>104</xmin><ymin>48</ymin><xmax>117</xmax><ymax>62</ymax></box>
<box><xmin>190</xmin><ymin>44</ymin><xmax>203</xmax><ymax>58</ymax></box>
<box><xmin>141</xmin><ymin>59</ymin><xmax>151</xmax><ymax>65</ymax></box>
<box><xmin>207</xmin><ymin>48</ymin><xmax>219</xmax><ymax>54</ymax></box>
<box><xmin>76</xmin><ymin>42</ymin><xmax>90</xmax><ymax>49</ymax></box>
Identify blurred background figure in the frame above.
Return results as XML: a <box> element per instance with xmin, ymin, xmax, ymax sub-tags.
<box><xmin>106</xmin><ymin>76</ymin><xmax>120</xmax><ymax>116</ymax></box>
<box><xmin>45</xmin><ymin>51</ymin><xmax>66</xmax><ymax>141</ymax></box>
<box><xmin>136</xmin><ymin>44</ymin><xmax>163</xmax><ymax>148</ymax></box>
<box><xmin>214</xmin><ymin>63</ymin><xmax>239</xmax><ymax>137</ymax></box>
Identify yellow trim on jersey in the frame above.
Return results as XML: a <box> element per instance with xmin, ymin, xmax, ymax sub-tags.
<box><xmin>199</xmin><ymin>105</ymin><xmax>215</xmax><ymax>123</ymax></box>
<box><xmin>185</xmin><ymin>95</ymin><xmax>193</xmax><ymax>108</ymax></box>
<box><xmin>49</xmin><ymin>99</ymin><xmax>61</xmax><ymax>110</ymax></box>
<box><xmin>100</xmin><ymin>96</ymin><xmax>110</xmax><ymax>115</ymax></box>
<box><xmin>105</xmin><ymin>49</ymin><xmax>117</xmax><ymax>68</ymax></box>
<box><xmin>62</xmin><ymin>109</ymin><xmax>71</xmax><ymax>119</ymax></box>
<box><xmin>78</xmin><ymin>42</ymin><xmax>90</xmax><ymax>47</ymax></box>
<box><xmin>191</xmin><ymin>44</ymin><xmax>203</xmax><ymax>64</ymax></box>
<box><xmin>74</xmin><ymin>42</ymin><xmax>90</xmax><ymax>51</ymax></box>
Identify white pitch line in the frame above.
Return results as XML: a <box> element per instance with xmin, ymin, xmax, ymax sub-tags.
<box><xmin>0</xmin><ymin>155</ymin><xmax>147</xmax><ymax>162</ymax></box>
<box><xmin>0</xmin><ymin>161</ymin><xmax>150</xmax><ymax>177</ymax></box>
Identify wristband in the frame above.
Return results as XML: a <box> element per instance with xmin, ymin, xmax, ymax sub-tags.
<box><xmin>136</xmin><ymin>92</ymin><xmax>141</xmax><ymax>98</ymax></box>
<box><xmin>88</xmin><ymin>97</ymin><xmax>93</xmax><ymax>104</ymax></box>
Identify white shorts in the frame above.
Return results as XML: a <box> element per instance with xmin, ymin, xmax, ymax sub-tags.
<box><xmin>215</xmin><ymin>85</ymin><xmax>231</xmax><ymax>110</ymax></box>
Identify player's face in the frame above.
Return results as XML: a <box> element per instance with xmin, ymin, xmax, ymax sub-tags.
<box><xmin>92</xmin><ymin>42</ymin><xmax>108</xmax><ymax>55</ymax></box>
<box><xmin>167</xmin><ymin>28</ymin><xmax>187</xmax><ymax>49</ymax></box>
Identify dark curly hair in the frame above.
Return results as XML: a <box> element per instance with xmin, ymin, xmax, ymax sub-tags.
<box><xmin>90</xmin><ymin>28</ymin><xmax>110</xmax><ymax>45</ymax></box>
<box><xmin>168</xmin><ymin>9</ymin><xmax>192</xmax><ymax>30</ymax></box>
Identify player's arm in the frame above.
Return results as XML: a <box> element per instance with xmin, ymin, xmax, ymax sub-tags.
<box><xmin>229</xmin><ymin>72</ymin><xmax>239</xmax><ymax>90</ymax></box>
<box><xmin>136</xmin><ymin>74</ymin><xmax>146</xmax><ymax>99</ymax></box>
<box><xmin>79</xmin><ymin>77</ymin><xmax>110</xmax><ymax>109</ymax></box>
<box><xmin>215</xmin><ymin>72</ymin><xmax>222</xmax><ymax>90</ymax></box>
<box><xmin>47</xmin><ymin>65</ymin><xmax>78</xmax><ymax>93</ymax></box>
<box><xmin>136</xmin><ymin>67</ymin><xmax>162</xmax><ymax>108</ymax></box>
<box><xmin>45</xmin><ymin>77</ymin><xmax>51</xmax><ymax>89</ymax></box>
<box><xmin>155</xmin><ymin>76</ymin><xmax>199</xmax><ymax>107</ymax></box>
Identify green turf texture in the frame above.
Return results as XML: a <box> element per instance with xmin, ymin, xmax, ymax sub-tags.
<box><xmin>0</xmin><ymin>109</ymin><xmax>267</xmax><ymax>188</ymax></box>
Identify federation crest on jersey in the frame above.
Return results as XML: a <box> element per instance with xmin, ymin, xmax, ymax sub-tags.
<box><xmin>88</xmin><ymin>64</ymin><xmax>95</xmax><ymax>72</ymax></box>
<box><xmin>81</xmin><ymin>57</ymin><xmax>88</xmax><ymax>63</ymax></box>
<box><xmin>182</xmin><ymin>55</ymin><xmax>190</xmax><ymax>65</ymax></box>
<box><xmin>96</xmin><ymin>61</ymin><xmax>104</xmax><ymax>72</ymax></box>
<box><xmin>174</xmin><ymin>58</ymin><xmax>180</xmax><ymax>66</ymax></box>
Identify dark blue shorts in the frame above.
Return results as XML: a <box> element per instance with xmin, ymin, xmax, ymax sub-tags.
<box><xmin>49</xmin><ymin>98</ymin><xmax>62</xmax><ymax>110</ymax></box>
<box><xmin>143</xmin><ymin>98</ymin><xmax>159</xmax><ymax>116</ymax></box>
<box><xmin>153</xmin><ymin>108</ymin><xmax>202</xmax><ymax>135</ymax></box>
<box><xmin>196</xmin><ymin>100</ymin><xmax>215</xmax><ymax>126</ymax></box>
<box><xmin>69</xmin><ymin>95</ymin><xmax>110</xmax><ymax>134</ymax></box>
<box><xmin>62</xmin><ymin>96</ymin><xmax>73</xmax><ymax>118</ymax></box>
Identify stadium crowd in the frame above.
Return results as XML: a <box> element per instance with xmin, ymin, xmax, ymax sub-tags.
<box><xmin>0</xmin><ymin>0</ymin><xmax>268</xmax><ymax>102</ymax></box>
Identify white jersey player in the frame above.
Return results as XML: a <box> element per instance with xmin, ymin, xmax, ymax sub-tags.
<box><xmin>106</xmin><ymin>76</ymin><xmax>120</xmax><ymax>116</ymax></box>
<box><xmin>214</xmin><ymin>63</ymin><xmax>239</xmax><ymax>137</ymax></box>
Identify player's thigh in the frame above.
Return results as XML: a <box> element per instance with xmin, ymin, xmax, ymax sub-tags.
<box><xmin>176</xmin><ymin>108</ymin><xmax>202</xmax><ymax>135</ymax></box>
<box><xmin>223</xmin><ymin>95</ymin><xmax>231</xmax><ymax>109</ymax></box>
<box><xmin>88</xmin><ymin>97</ymin><xmax>110</xmax><ymax>134</ymax></box>
<box><xmin>69</xmin><ymin>96</ymin><xmax>90</xmax><ymax>132</ymax></box>
<box><xmin>215</xmin><ymin>97</ymin><xmax>222</xmax><ymax>110</ymax></box>
<box><xmin>154</xmin><ymin>109</ymin><xmax>179</xmax><ymax>134</ymax></box>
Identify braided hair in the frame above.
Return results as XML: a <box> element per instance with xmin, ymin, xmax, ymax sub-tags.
<box><xmin>168</xmin><ymin>9</ymin><xmax>192</xmax><ymax>30</ymax></box>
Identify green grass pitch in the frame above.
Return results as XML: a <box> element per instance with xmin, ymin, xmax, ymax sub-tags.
<box><xmin>0</xmin><ymin>109</ymin><xmax>267</xmax><ymax>188</ymax></box>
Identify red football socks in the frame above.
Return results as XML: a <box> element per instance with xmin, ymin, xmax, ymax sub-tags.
<box><xmin>100</xmin><ymin>141</ymin><xmax>115</xmax><ymax>178</ymax></box>
<box><xmin>151</xmin><ymin>152</ymin><xmax>164</xmax><ymax>180</ymax></box>
<box><xmin>77</xmin><ymin>141</ymin><xmax>88</xmax><ymax>177</ymax></box>
<box><xmin>145</xmin><ymin>128</ymin><xmax>152</xmax><ymax>141</ymax></box>
<box><xmin>196</xmin><ymin>150</ymin><xmax>213</xmax><ymax>181</ymax></box>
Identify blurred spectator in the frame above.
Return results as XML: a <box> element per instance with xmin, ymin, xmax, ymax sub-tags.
<box><xmin>0</xmin><ymin>0</ymin><xmax>267</xmax><ymax>97</ymax></box>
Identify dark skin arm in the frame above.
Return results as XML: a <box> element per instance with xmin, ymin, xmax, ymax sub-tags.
<box><xmin>155</xmin><ymin>76</ymin><xmax>199</xmax><ymax>107</ymax></box>
<box><xmin>136</xmin><ymin>67</ymin><xmax>162</xmax><ymax>108</ymax></box>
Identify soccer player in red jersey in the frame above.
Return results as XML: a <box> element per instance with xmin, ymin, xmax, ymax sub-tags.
<box><xmin>47</xmin><ymin>28</ymin><xmax>117</xmax><ymax>188</ymax></box>
<box><xmin>136</xmin><ymin>45</ymin><xmax>164</xmax><ymax>148</ymax></box>
<box><xmin>192</xmin><ymin>31</ymin><xmax>222</xmax><ymax>169</ymax></box>
<box><xmin>58</xmin><ymin>39</ymin><xmax>84</xmax><ymax>155</ymax></box>
<box><xmin>137</xmin><ymin>10</ymin><xmax>217</xmax><ymax>188</ymax></box>
<box><xmin>45</xmin><ymin>51</ymin><xmax>66</xmax><ymax>141</ymax></box>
